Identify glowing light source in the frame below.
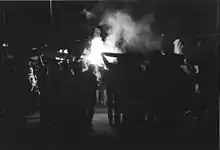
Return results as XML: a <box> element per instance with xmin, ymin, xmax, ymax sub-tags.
<box><xmin>3</xmin><ymin>43</ymin><xmax>8</xmax><ymax>47</ymax></box>
<box><xmin>81</xmin><ymin>8</ymin><xmax>161</xmax><ymax>82</ymax></box>
<box><xmin>58</xmin><ymin>49</ymin><xmax>68</xmax><ymax>54</ymax></box>
<box><xmin>55</xmin><ymin>57</ymin><xmax>64</xmax><ymax>61</ymax></box>
<box><xmin>32</xmin><ymin>48</ymin><xmax>38</xmax><ymax>51</ymax></box>
<box><xmin>63</xmin><ymin>49</ymin><xmax>68</xmax><ymax>54</ymax></box>
<box><xmin>82</xmin><ymin>35</ymin><xmax>120</xmax><ymax>68</ymax></box>
<box><xmin>81</xmin><ymin>10</ymin><xmax>161</xmax><ymax>69</ymax></box>
<box><xmin>30</xmin><ymin>56</ymin><xmax>39</xmax><ymax>60</ymax></box>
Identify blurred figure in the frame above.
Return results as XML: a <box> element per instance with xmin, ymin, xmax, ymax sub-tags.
<box><xmin>147</xmin><ymin>37</ymin><xmax>194</xmax><ymax>129</ymax></box>
<box><xmin>119</xmin><ymin>54</ymin><xmax>146</xmax><ymax>128</ymax></box>
<box><xmin>57</xmin><ymin>60</ymin><xmax>87</xmax><ymax>136</ymax></box>
<box><xmin>98</xmin><ymin>67</ymin><xmax>106</xmax><ymax>105</ymax></box>
<box><xmin>143</xmin><ymin>50</ymin><xmax>163</xmax><ymax>124</ymax></box>
<box><xmin>28</xmin><ymin>54</ymin><xmax>40</xmax><ymax>115</ymax></box>
<box><xmin>38</xmin><ymin>54</ymin><xmax>47</xmax><ymax>114</ymax></box>
<box><xmin>103</xmin><ymin>69</ymin><xmax>115</xmax><ymax>125</ymax></box>
<box><xmin>41</xmin><ymin>58</ymin><xmax>61</xmax><ymax>132</ymax></box>
<box><xmin>0</xmin><ymin>53</ymin><xmax>29</xmax><ymax>143</ymax></box>
<box><xmin>192</xmin><ymin>38</ymin><xmax>218</xmax><ymax>134</ymax></box>
<box><xmin>72</xmin><ymin>62</ymin><xmax>88</xmax><ymax>132</ymax></box>
<box><xmin>101</xmin><ymin>53</ymin><xmax>116</xmax><ymax>126</ymax></box>
<box><xmin>83</xmin><ymin>65</ymin><xmax>98</xmax><ymax>128</ymax></box>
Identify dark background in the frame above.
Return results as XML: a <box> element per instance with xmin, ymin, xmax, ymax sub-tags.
<box><xmin>0</xmin><ymin>0</ymin><xmax>218</xmax><ymax>52</ymax></box>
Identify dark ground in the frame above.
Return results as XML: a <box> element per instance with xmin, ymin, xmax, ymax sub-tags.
<box><xmin>0</xmin><ymin>105</ymin><xmax>218</xmax><ymax>150</ymax></box>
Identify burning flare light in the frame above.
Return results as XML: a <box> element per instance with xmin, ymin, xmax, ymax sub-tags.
<box><xmin>82</xmin><ymin>35</ymin><xmax>120</xmax><ymax>68</ymax></box>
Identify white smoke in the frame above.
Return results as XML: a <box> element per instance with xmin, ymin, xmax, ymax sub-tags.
<box><xmin>82</xmin><ymin>8</ymin><xmax>96</xmax><ymax>20</ymax></box>
<box><xmin>99</xmin><ymin>9</ymin><xmax>162</xmax><ymax>55</ymax></box>
<box><xmin>81</xmin><ymin>1</ymin><xmax>162</xmax><ymax>69</ymax></box>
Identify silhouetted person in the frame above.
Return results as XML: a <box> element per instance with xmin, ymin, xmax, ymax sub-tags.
<box><xmin>142</xmin><ymin>51</ymin><xmax>163</xmax><ymax>124</ymax></box>
<box><xmin>41</xmin><ymin>59</ymin><xmax>61</xmax><ymax>132</ymax></box>
<box><xmin>148</xmin><ymin>39</ymin><xmax>193</xmax><ymax>129</ymax></box>
<box><xmin>73</xmin><ymin>62</ymin><xmax>88</xmax><ymax>130</ymax></box>
<box><xmin>103</xmin><ymin>69</ymin><xmax>115</xmax><ymax>125</ymax></box>
<box><xmin>28</xmin><ymin>57</ymin><xmax>40</xmax><ymax>114</ymax></box>
<box><xmin>192</xmin><ymin>39</ymin><xmax>218</xmax><ymax>136</ymax></box>
<box><xmin>69</xmin><ymin>62</ymin><xmax>90</xmax><ymax>134</ymax></box>
<box><xmin>98</xmin><ymin>67</ymin><xmax>106</xmax><ymax>105</ymax></box>
<box><xmin>112</xmin><ymin>55</ymin><xmax>128</xmax><ymax>127</ymax></box>
<box><xmin>38</xmin><ymin>56</ymin><xmax>47</xmax><ymax>116</ymax></box>
<box><xmin>0</xmin><ymin>56</ymin><xmax>17</xmax><ymax>138</ymax></box>
<box><xmin>83</xmin><ymin>65</ymin><xmax>98</xmax><ymax>128</ymax></box>
<box><xmin>101</xmin><ymin>53</ymin><xmax>117</xmax><ymax>126</ymax></box>
<box><xmin>57</xmin><ymin>62</ymin><xmax>87</xmax><ymax>136</ymax></box>
<box><xmin>0</xmin><ymin>53</ymin><xmax>29</xmax><ymax>144</ymax></box>
<box><xmin>118</xmin><ymin>53</ymin><xmax>146</xmax><ymax>128</ymax></box>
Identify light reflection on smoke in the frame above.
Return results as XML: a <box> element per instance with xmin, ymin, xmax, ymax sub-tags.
<box><xmin>81</xmin><ymin>7</ymin><xmax>162</xmax><ymax>69</ymax></box>
<box><xmin>80</xmin><ymin>4</ymin><xmax>162</xmax><ymax>83</ymax></box>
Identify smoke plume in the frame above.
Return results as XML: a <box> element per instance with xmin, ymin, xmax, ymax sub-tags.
<box><xmin>99</xmin><ymin>9</ymin><xmax>162</xmax><ymax>55</ymax></box>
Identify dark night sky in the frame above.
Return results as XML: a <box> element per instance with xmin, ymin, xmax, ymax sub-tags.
<box><xmin>0</xmin><ymin>0</ymin><xmax>218</xmax><ymax>50</ymax></box>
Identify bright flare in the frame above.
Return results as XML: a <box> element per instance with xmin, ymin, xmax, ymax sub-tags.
<box><xmin>82</xmin><ymin>35</ymin><xmax>120</xmax><ymax>68</ymax></box>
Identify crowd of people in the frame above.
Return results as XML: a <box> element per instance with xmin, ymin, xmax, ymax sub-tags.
<box><xmin>39</xmin><ymin>58</ymin><xmax>98</xmax><ymax>135</ymax></box>
<box><xmin>0</xmin><ymin>35</ymin><xmax>218</xmax><ymax>144</ymax></box>
<box><xmin>0</xmin><ymin>48</ymin><xmax>99</xmax><ymax>142</ymax></box>
<box><xmin>102</xmin><ymin>38</ymin><xmax>218</xmax><ymax>136</ymax></box>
